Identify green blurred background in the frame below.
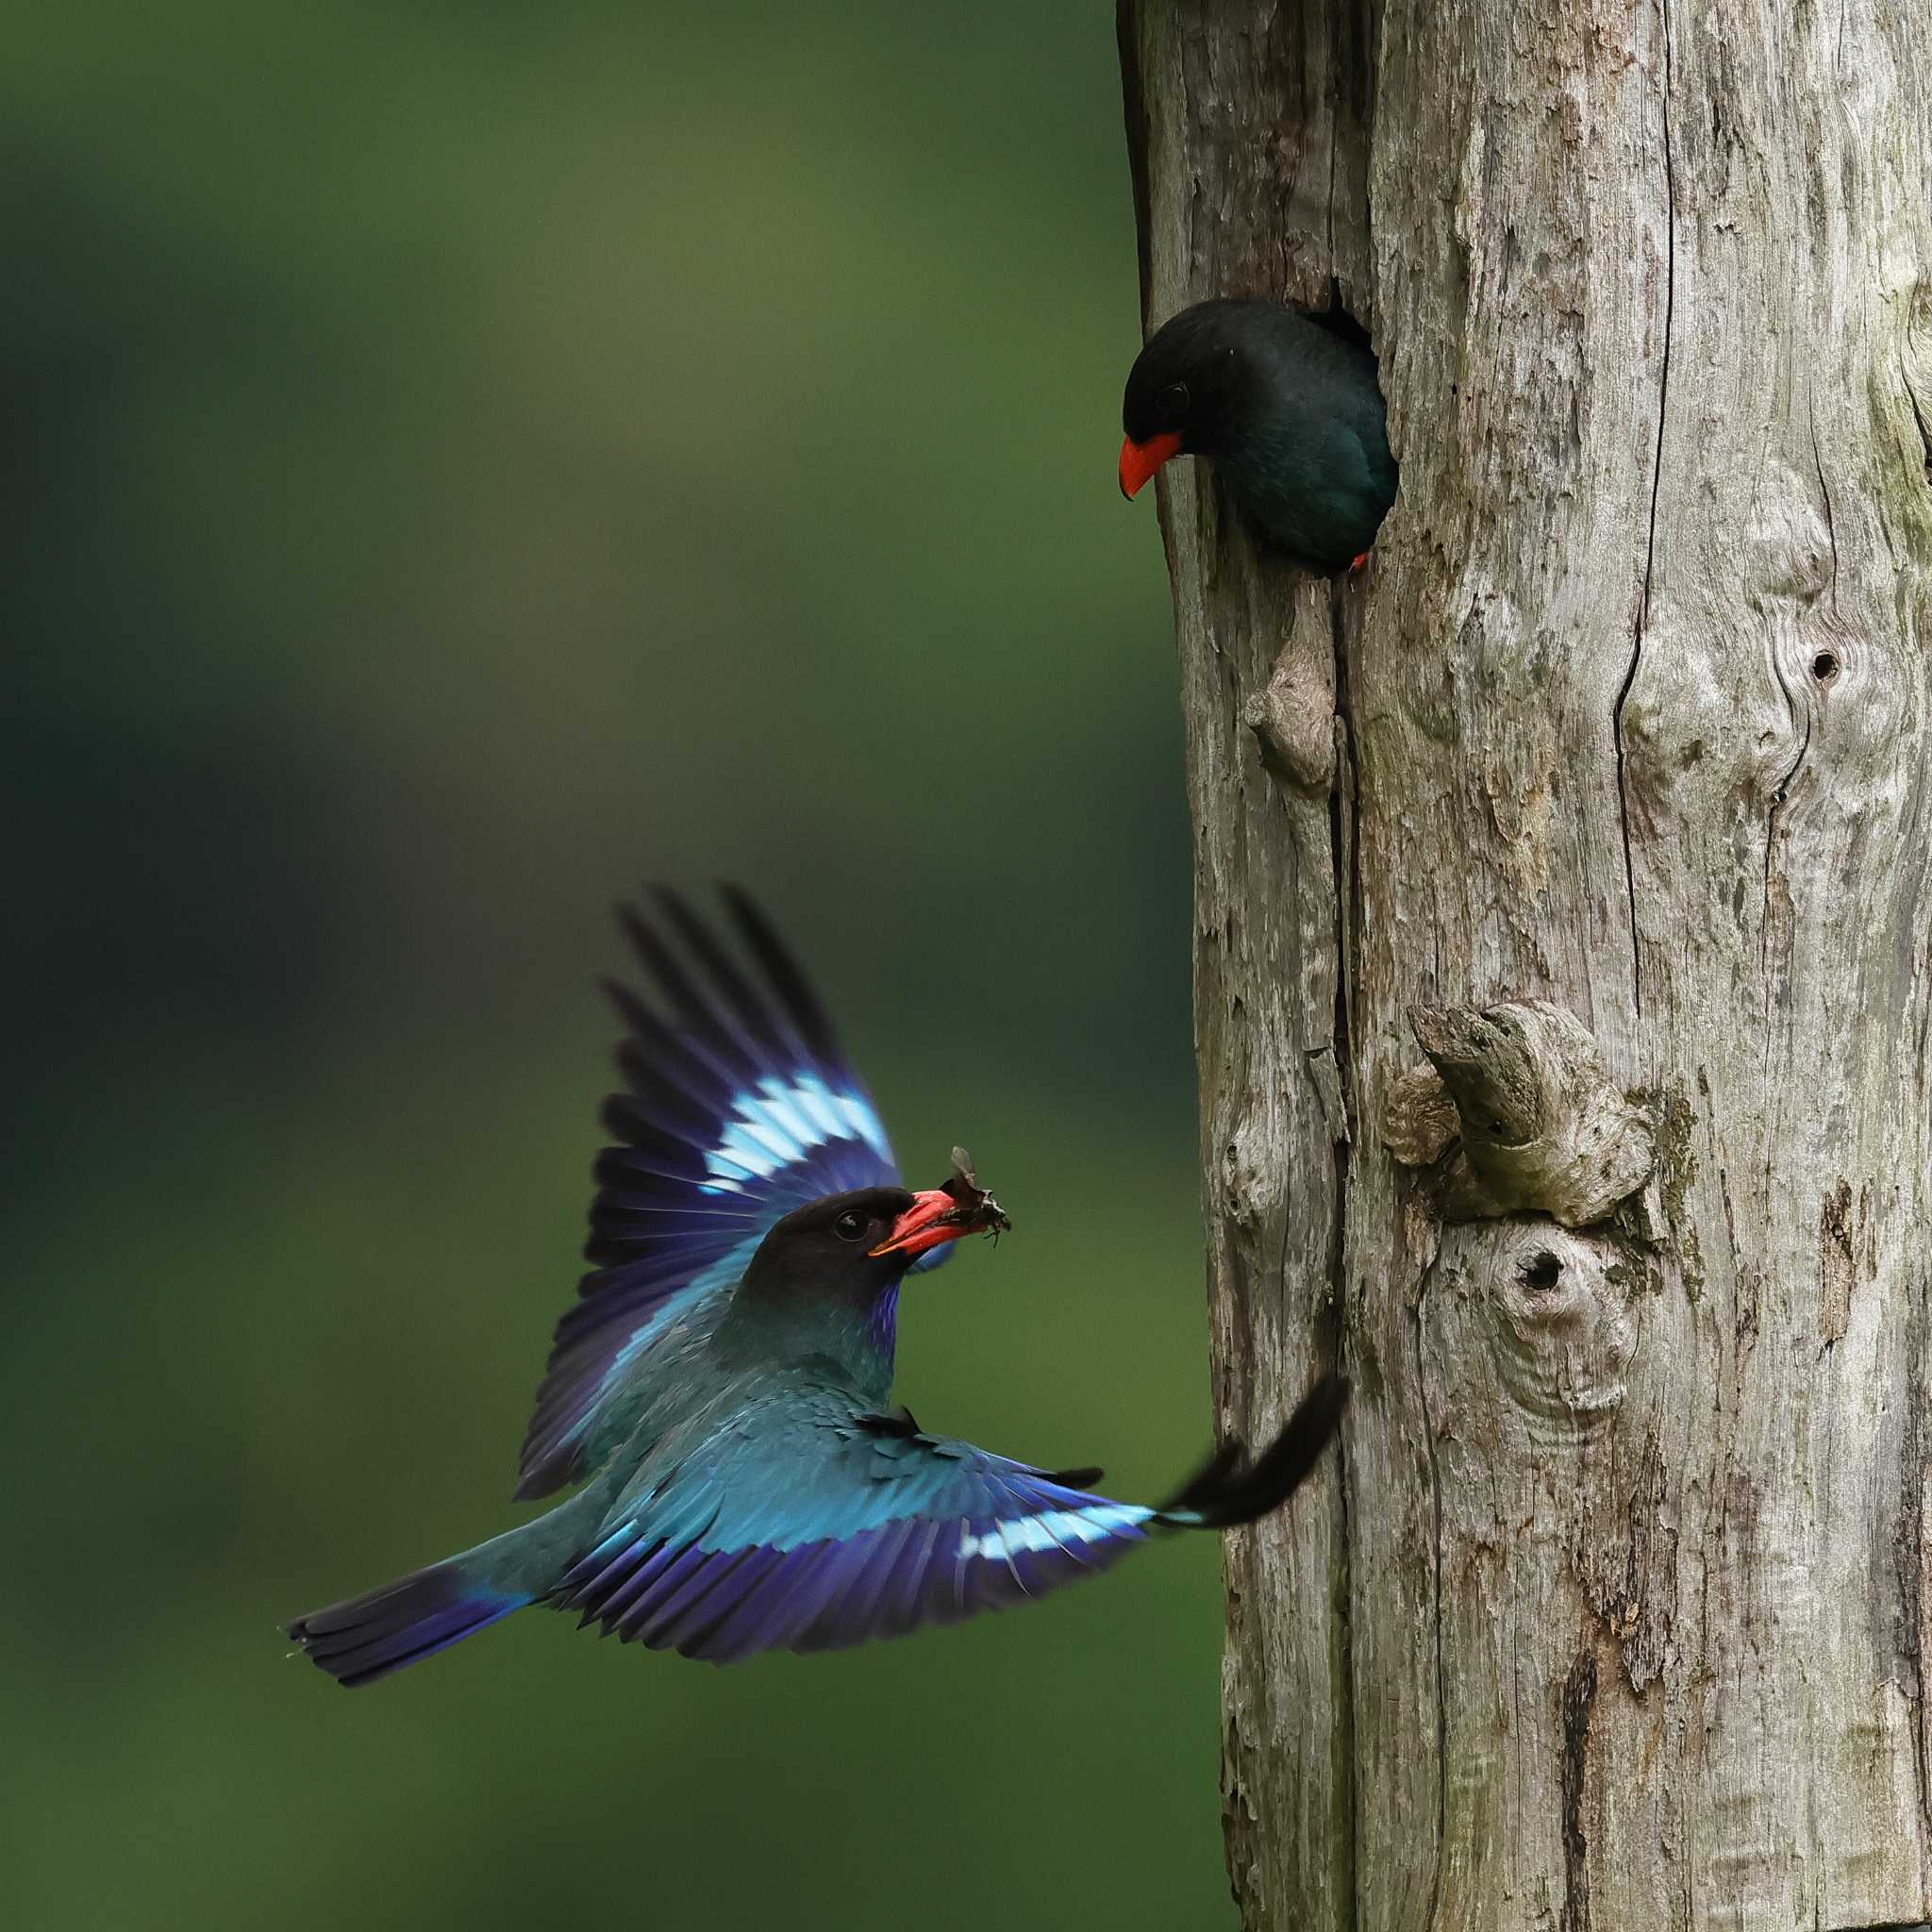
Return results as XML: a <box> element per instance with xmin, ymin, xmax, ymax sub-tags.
<box><xmin>4</xmin><ymin>6</ymin><xmax>1224</xmax><ymax>1927</ymax></box>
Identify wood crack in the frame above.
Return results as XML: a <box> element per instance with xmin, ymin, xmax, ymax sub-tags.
<box><xmin>1894</xmin><ymin>1216</ymin><xmax>1932</xmax><ymax>1852</ymax></box>
<box><xmin>1905</xmin><ymin>352</ymin><xmax>1932</xmax><ymax>484</ymax></box>
<box><xmin>1328</xmin><ymin>566</ymin><xmax>1363</xmax><ymax>1932</ymax></box>
<box><xmin>1810</xmin><ymin>389</ymin><xmax>1840</xmax><ymax>613</ymax></box>
<box><xmin>1415</xmin><ymin>1249</ymin><xmax>1450</xmax><ymax>1932</ymax></box>
<box><xmin>1759</xmin><ymin>680</ymin><xmax>1811</xmax><ymax>1008</ymax></box>
<box><xmin>1615</xmin><ymin>0</ymin><xmax>1679</xmax><ymax>1025</ymax></box>
<box><xmin>1560</xmin><ymin>1645</ymin><xmax>1601</xmax><ymax>1932</ymax></box>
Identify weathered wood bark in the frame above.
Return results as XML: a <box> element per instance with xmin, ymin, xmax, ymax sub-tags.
<box><xmin>1120</xmin><ymin>4</ymin><xmax>1932</xmax><ymax>1927</ymax></box>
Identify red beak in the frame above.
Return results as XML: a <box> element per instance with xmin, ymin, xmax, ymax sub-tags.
<box><xmin>1119</xmin><ymin>429</ymin><xmax>1183</xmax><ymax>499</ymax></box>
<box><xmin>869</xmin><ymin>1189</ymin><xmax>968</xmax><ymax>1260</ymax></box>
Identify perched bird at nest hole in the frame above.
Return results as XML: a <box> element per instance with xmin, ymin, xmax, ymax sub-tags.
<box><xmin>1120</xmin><ymin>295</ymin><xmax>1398</xmax><ymax>575</ymax></box>
<box><xmin>287</xmin><ymin>887</ymin><xmax>1346</xmax><ymax>1684</ymax></box>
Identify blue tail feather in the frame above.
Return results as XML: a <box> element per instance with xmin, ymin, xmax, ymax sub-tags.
<box><xmin>287</xmin><ymin>1561</ymin><xmax>527</xmax><ymax>1688</ymax></box>
<box><xmin>289</xmin><ymin>1476</ymin><xmax>615</xmax><ymax>1687</ymax></box>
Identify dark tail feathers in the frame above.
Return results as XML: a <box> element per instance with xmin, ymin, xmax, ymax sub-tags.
<box><xmin>1156</xmin><ymin>1372</ymin><xmax>1349</xmax><ymax>1529</ymax></box>
<box><xmin>287</xmin><ymin>1561</ymin><xmax>528</xmax><ymax>1689</ymax></box>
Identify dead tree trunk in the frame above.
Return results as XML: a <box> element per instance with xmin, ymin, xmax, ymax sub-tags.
<box><xmin>1119</xmin><ymin>4</ymin><xmax>1932</xmax><ymax>1927</ymax></box>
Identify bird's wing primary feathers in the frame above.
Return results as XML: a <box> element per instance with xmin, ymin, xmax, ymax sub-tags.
<box><xmin>516</xmin><ymin>888</ymin><xmax>907</xmax><ymax>1500</ymax></box>
<box><xmin>551</xmin><ymin>1390</ymin><xmax>1153</xmax><ymax>1662</ymax></box>
<box><xmin>548</xmin><ymin>1373</ymin><xmax>1348</xmax><ymax>1664</ymax></box>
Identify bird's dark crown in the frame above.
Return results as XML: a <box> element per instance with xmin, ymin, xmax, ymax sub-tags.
<box><xmin>1122</xmin><ymin>298</ymin><xmax>1281</xmax><ymax>456</ymax></box>
<box><xmin>739</xmin><ymin>1186</ymin><xmax>920</xmax><ymax>1306</ymax></box>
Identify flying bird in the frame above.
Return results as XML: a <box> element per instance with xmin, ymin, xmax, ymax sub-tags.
<box><xmin>1119</xmin><ymin>296</ymin><xmax>1398</xmax><ymax>574</ymax></box>
<box><xmin>287</xmin><ymin>888</ymin><xmax>1346</xmax><ymax>1685</ymax></box>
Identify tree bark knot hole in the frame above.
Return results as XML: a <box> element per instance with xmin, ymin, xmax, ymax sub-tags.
<box><xmin>1520</xmin><ymin>1248</ymin><xmax>1563</xmax><ymax>1293</ymax></box>
<box><xmin>1484</xmin><ymin>1224</ymin><xmax>1636</xmax><ymax>1433</ymax></box>
<box><xmin>1385</xmin><ymin>999</ymin><xmax>1656</xmax><ymax>1229</ymax></box>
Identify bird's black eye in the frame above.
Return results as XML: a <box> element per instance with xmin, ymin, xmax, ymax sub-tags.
<box><xmin>1158</xmin><ymin>381</ymin><xmax>1189</xmax><ymax>421</ymax></box>
<box><xmin>832</xmin><ymin>1208</ymin><xmax>871</xmax><ymax>1243</ymax></box>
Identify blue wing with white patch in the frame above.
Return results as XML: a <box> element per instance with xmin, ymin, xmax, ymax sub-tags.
<box><xmin>549</xmin><ymin>1390</ymin><xmax>1156</xmax><ymax>1662</ymax></box>
<box><xmin>516</xmin><ymin>888</ymin><xmax>908</xmax><ymax>1499</ymax></box>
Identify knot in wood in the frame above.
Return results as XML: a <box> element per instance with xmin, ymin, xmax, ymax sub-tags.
<box><xmin>1383</xmin><ymin>1063</ymin><xmax>1459</xmax><ymax>1167</ymax></box>
<box><xmin>1409</xmin><ymin>999</ymin><xmax>1654</xmax><ymax>1228</ymax></box>
<box><xmin>1241</xmin><ymin>633</ymin><xmax>1336</xmax><ymax>791</ymax></box>
<box><xmin>1221</xmin><ymin>1107</ymin><xmax>1286</xmax><ymax>1231</ymax></box>
<box><xmin>1411</xmin><ymin>1004</ymin><xmax>1543</xmax><ymax>1146</ymax></box>
<box><xmin>1481</xmin><ymin>1225</ymin><xmax>1634</xmax><ymax>1440</ymax></box>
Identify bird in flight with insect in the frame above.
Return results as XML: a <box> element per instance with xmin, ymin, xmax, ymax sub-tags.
<box><xmin>287</xmin><ymin>887</ymin><xmax>1346</xmax><ymax>1685</ymax></box>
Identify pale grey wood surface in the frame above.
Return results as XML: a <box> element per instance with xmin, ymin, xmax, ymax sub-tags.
<box><xmin>1119</xmin><ymin>3</ymin><xmax>1932</xmax><ymax>1926</ymax></box>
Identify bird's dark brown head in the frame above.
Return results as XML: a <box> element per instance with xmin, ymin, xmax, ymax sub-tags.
<box><xmin>739</xmin><ymin>1162</ymin><xmax>1010</xmax><ymax>1312</ymax></box>
<box><xmin>749</xmin><ymin>1186</ymin><xmax>924</xmax><ymax>1293</ymax></box>
<box><xmin>1119</xmin><ymin>299</ymin><xmax>1272</xmax><ymax>496</ymax></box>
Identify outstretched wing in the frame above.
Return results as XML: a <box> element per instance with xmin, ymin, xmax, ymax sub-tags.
<box><xmin>548</xmin><ymin>1391</ymin><xmax>1157</xmax><ymax>1663</ymax></box>
<box><xmin>516</xmin><ymin>888</ymin><xmax>902</xmax><ymax>1500</ymax></box>
<box><xmin>545</xmin><ymin>1374</ymin><xmax>1348</xmax><ymax>1664</ymax></box>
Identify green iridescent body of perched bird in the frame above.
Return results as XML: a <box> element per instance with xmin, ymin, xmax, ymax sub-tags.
<box><xmin>1120</xmin><ymin>296</ymin><xmax>1398</xmax><ymax>573</ymax></box>
<box><xmin>287</xmin><ymin>889</ymin><xmax>1346</xmax><ymax>1685</ymax></box>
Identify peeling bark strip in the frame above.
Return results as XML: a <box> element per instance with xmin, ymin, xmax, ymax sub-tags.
<box><xmin>1120</xmin><ymin>3</ymin><xmax>1932</xmax><ymax>1929</ymax></box>
<box><xmin>1821</xmin><ymin>1177</ymin><xmax>1857</xmax><ymax>1348</ymax></box>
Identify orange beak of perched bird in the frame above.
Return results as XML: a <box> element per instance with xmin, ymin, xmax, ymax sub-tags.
<box><xmin>1118</xmin><ymin>429</ymin><xmax>1183</xmax><ymax>498</ymax></box>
